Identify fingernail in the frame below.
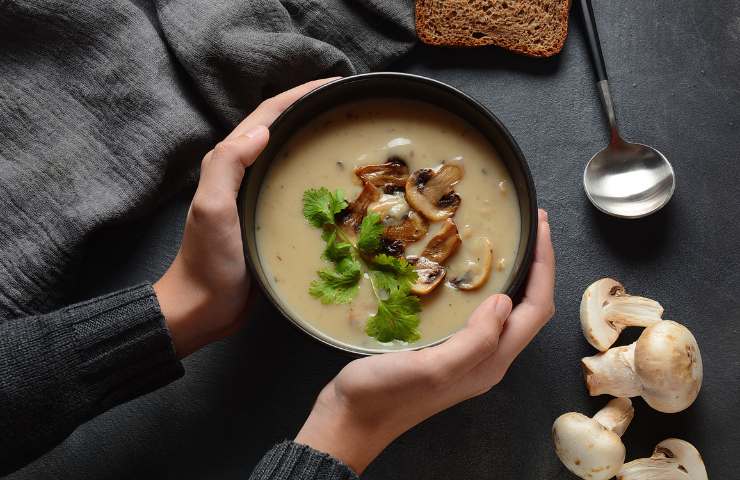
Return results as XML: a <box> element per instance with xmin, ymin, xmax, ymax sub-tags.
<box><xmin>495</xmin><ymin>295</ymin><xmax>512</xmax><ymax>317</ymax></box>
<box><xmin>244</xmin><ymin>125</ymin><xmax>267</xmax><ymax>139</ymax></box>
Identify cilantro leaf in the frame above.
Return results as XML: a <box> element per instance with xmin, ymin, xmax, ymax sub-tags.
<box><xmin>369</xmin><ymin>255</ymin><xmax>417</xmax><ymax>296</ymax></box>
<box><xmin>357</xmin><ymin>213</ymin><xmax>384</xmax><ymax>255</ymax></box>
<box><xmin>322</xmin><ymin>230</ymin><xmax>352</xmax><ymax>263</ymax></box>
<box><xmin>303</xmin><ymin>188</ymin><xmax>347</xmax><ymax>228</ymax></box>
<box><xmin>370</xmin><ymin>254</ymin><xmax>417</xmax><ymax>288</ymax></box>
<box><xmin>365</xmin><ymin>289</ymin><xmax>421</xmax><ymax>343</ymax></box>
<box><xmin>309</xmin><ymin>257</ymin><xmax>361</xmax><ymax>304</ymax></box>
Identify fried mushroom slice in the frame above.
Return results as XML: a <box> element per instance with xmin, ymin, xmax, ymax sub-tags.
<box><xmin>368</xmin><ymin>193</ymin><xmax>428</xmax><ymax>256</ymax></box>
<box><xmin>384</xmin><ymin>210</ymin><xmax>428</xmax><ymax>246</ymax></box>
<box><xmin>421</xmin><ymin>218</ymin><xmax>462</xmax><ymax>264</ymax></box>
<box><xmin>354</xmin><ymin>156</ymin><xmax>409</xmax><ymax>193</ymax></box>
<box><xmin>448</xmin><ymin>237</ymin><xmax>493</xmax><ymax>290</ymax></box>
<box><xmin>336</xmin><ymin>183</ymin><xmax>380</xmax><ymax>233</ymax></box>
<box><xmin>406</xmin><ymin>255</ymin><xmax>446</xmax><ymax>295</ymax></box>
<box><xmin>405</xmin><ymin>165</ymin><xmax>463</xmax><ymax>221</ymax></box>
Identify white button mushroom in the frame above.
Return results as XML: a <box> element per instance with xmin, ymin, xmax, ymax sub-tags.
<box><xmin>582</xmin><ymin>320</ymin><xmax>703</xmax><ymax>413</ymax></box>
<box><xmin>552</xmin><ymin>398</ymin><xmax>635</xmax><ymax>480</ymax></box>
<box><xmin>581</xmin><ymin>278</ymin><xmax>664</xmax><ymax>352</ymax></box>
<box><xmin>618</xmin><ymin>438</ymin><xmax>707</xmax><ymax>480</ymax></box>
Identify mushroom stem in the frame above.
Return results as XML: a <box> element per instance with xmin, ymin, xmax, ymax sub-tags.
<box><xmin>605</xmin><ymin>295</ymin><xmax>663</xmax><ymax>328</ymax></box>
<box><xmin>592</xmin><ymin>397</ymin><xmax>634</xmax><ymax>437</ymax></box>
<box><xmin>582</xmin><ymin>344</ymin><xmax>642</xmax><ymax>398</ymax></box>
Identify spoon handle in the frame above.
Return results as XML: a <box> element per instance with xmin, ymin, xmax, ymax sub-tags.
<box><xmin>578</xmin><ymin>0</ymin><xmax>621</xmax><ymax>141</ymax></box>
<box><xmin>578</xmin><ymin>0</ymin><xmax>608</xmax><ymax>82</ymax></box>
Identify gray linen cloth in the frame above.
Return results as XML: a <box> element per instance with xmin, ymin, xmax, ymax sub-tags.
<box><xmin>0</xmin><ymin>0</ymin><xmax>415</xmax><ymax>476</ymax></box>
<box><xmin>0</xmin><ymin>0</ymin><xmax>416</xmax><ymax>319</ymax></box>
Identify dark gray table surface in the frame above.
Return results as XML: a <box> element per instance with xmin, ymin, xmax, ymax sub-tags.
<box><xmin>9</xmin><ymin>1</ymin><xmax>740</xmax><ymax>479</ymax></box>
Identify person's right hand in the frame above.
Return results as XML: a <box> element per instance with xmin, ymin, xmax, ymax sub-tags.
<box><xmin>295</xmin><ymin>209</ymin><xmax>556</xmax><ymax>474</ymax></box>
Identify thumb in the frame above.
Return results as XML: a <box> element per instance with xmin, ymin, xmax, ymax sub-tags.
<box><xmin>198</xmin><ymin>125</ymin><xmax>270</xmax><ymax>199</ymax></box>
<box><xmin>424</xmin><ymin>294</ymin><xmax>513</xmax><ymax>378</ymax></box>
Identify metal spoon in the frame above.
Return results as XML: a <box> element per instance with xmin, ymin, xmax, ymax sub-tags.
<box><xmin>579</xmin><ymin>0</ymin><xmax>675</xmax><ymax>218</ymax></box>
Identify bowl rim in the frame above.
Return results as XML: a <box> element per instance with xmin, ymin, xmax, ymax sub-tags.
<box><xmin>238</xmin><ymin>72</ymin><xmax>538</xmax><ymax>356</ymax></box>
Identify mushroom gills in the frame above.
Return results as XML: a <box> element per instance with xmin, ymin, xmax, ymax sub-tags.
<box><xmin>618</xmin><ymin>438</ymin><xmax>707</xmax><ymax>480</ymax></box>
<box><xmin>405</xmin><ymin>164</ymin><xmax>464</xmax><ymax>221</ymax></box>
<box><xmin>354</xmin><ymin>157</ymin><xmax>409</xmax><ymax>193</ymax></box>
<box><xmin>448</xmin><ymin>237</ymin><xmax>493</xmax><ymax>290</ymax></box>
<box><xmin>421</xmin><ymin>218</ymin><xmax>461</xmax><ymax>264</ymax></box>
<box><xmin>336</xmin><ymin>183</ymin><xmax>380</xmax><ymax>233</ymax></box>
<box><xmin>580</xmin><ymin>278</ymin><xmax>664</xmax><ymax>352</ymax></box>
<box><xmin>406</xmin><ymin>255</ymin><xmax>446</xmax><ymax>295</ymax></box>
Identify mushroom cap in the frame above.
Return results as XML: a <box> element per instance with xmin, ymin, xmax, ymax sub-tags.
<box><xmin>618</xmin><ymin>438</ymin><xmax>708</xmax><ymax>480</ymax></box>
<box><xmin>406</xmin><ymin>255</ymin><xmax>446</xmax><ymax>295</ymax></box>
<box><xmin>354</xmin><ymin>157</ymin><xmax>409</xmax><ymax>193</ymax></box>
<box><xmin>634</xmin><ymin>321</ymin><xmax>703</xmax><ymax>413</ymax></box>
<box><xmin>581</xmin><ymin>278</ymin><xmax>626</xmax><ymax>351</ymax></box>
<box><xmin>552</xmin><ymin>412</ymin><xmax>626</xmax><ymax>480</ymax></box>
<box><xmin>421</xmin><ymin>218</ymin><xmax>461</xmax><ymax>264</ymax></box>
<box><xmin>448</xmin><ymin>236</ymin><xmax>493</xmax><ymax>290</ymax></box>
<box><xmin>580</xmin><ymin>278</ymin><xmax>664</xmax><ymax>352</ymax></box>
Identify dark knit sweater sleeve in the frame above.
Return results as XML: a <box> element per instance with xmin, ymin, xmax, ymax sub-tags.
<box><xmin>0</xmin><ymin>284</ymin><xmax>184</xmax><ymax>475</ymax></box>
<box><xmin>250</xmin><ymin>442</ymin><xmax>359</xmax><ymax>480</ymax></box>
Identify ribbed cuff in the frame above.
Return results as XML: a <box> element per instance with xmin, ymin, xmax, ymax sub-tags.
<box><xmin>249</xmin><ymin>441</ymin><xmax>359</xmax><ymax>480</ymax></box>
<box><xmin>67</xmin><ymin>283</ymin><xmax>184</xmax><ymax>413</ymax></box>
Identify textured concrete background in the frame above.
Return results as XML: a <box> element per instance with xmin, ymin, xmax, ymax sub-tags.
<box><xmin>9</xmin><ymin>1</ymin><xmax>739</xmax><ymax>478</ymax></box>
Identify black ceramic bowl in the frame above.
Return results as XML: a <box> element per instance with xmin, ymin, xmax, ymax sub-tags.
<box><xmin>238</xmin><ymin>72</ymin><xmax>537</xmax><ymax>355</ymax></box>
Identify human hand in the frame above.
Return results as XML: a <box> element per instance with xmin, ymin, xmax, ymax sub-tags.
<box><xmin>295</xmin><ymin>209</ymin><xmax>555</xmax><ymax>474</ymax></box>
<box><xmin>155</xmin><ymin>78</ymin><xmax>339</xmax><ymax>357</ymax></box>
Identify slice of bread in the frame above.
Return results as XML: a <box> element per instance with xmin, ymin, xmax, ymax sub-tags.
<box><xmin>415</xmin><ymin>0</ymin><xmax>571</xmax><ymax>57</ymax></box>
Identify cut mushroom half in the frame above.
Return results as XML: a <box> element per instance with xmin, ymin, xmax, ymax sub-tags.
<box><xmin>582</xmin><ymin>320</ymin><xmax>703</xmax><ymax>413</ymax></box>
<box><xmin>354</xmin><ymin>156</ymin><xmax>409</xmax><ymax>193</ymax></box>
<box><xmin>405</xmin><ymin>164</ymin><xmax>463</xmax><ymax>221</ymax></box>
<box><xmin>336</xmin><ymin>183</ymin><xmax>380</xmax><ymax>233</ymax></box>
<box><xmin>552</xmin><ymin>398</ymin><xmax>634</xmax><ymax>480</ymax></box>
<box><xmin>406</xmin><ymin>255</ymin><xmax>446</xmax><ymax>295</ymax></box>
<box><xmin>448</xmin><ymin>237</ymin><xmax>493</xmax><ymax>290</ymax></box>
<box><xmin>421</xmin><ymin>218</ymin><xmax>461</xmax><ymax>264</ymax></box>
<box><xmin>618</xmin><ymin>438</ymin><xmax>707</xmax><ymax>480</ymax></box>
<box><xmin>581</xmin><ymin>278</ymin><xmax>664</xmax><ymax>352</ymax></box>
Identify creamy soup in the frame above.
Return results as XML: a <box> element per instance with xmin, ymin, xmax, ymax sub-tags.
<box><xmin>256</xmin><ymin>99</ymin><xmax>521</xmax><ymax>352</ymax></box>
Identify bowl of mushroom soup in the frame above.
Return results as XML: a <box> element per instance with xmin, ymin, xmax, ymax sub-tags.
<box><xmin>238</xmin><ymin>73</ymin><xmax>538</xmax><ymax>355</ymax></box>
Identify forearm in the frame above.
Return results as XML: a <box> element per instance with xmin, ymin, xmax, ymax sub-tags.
<box><xmin>0</xmin><ymin>284</ymin><xmax>183</xmax><ymax>475</ymax></box>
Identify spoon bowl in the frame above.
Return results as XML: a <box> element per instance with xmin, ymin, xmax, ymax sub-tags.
<box><xmin>584</xmin><ymin>140</ymin><xmax>675</xmax><ymax>218</ymax></box>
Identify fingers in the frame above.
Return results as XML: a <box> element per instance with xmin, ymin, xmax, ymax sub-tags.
<box><xmin>420</xmin><ymin>294</ymin><xmax>512</xmax><ymax>380</ymax></box>
<box><xmin>225</xmin><ymin>77</ymin><xmax>341</xmax><ymax>141</ymax></box>
<box><xmin>482</xmin><ymin>210</ymin><xmax>556</xmax><ymax>370</ymax></box>
<box><xmin>523</xmin><ymin>209</ymin><xmax>555</xmax><ymax>309</ymax></box>
<box><xmin>195</xmin><ymin>126</ymin><xmax>269</xmax><ymax>208</ymax></box>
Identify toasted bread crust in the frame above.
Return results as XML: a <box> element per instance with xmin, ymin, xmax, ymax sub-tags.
<box><xmin>415</xmin><ymin>0</ymin><xmax>571</xmax><ymax>58</ymax></box>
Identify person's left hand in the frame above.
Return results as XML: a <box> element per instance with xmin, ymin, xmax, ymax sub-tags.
<box><xmin>295</xmin><ymin>209</ymin><xmax>556</xmax><ymax>474</ymax></box>
<box><xmin>154</xmin><ymin>78</ymin><xmax>339</xmax><ymax>357</ymax></box>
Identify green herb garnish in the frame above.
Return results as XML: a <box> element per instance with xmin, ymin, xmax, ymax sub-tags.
<box><xmin>302</xmin><ymin>187</ymin><xmax>421</xmax><ymax>343</ymax></box>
